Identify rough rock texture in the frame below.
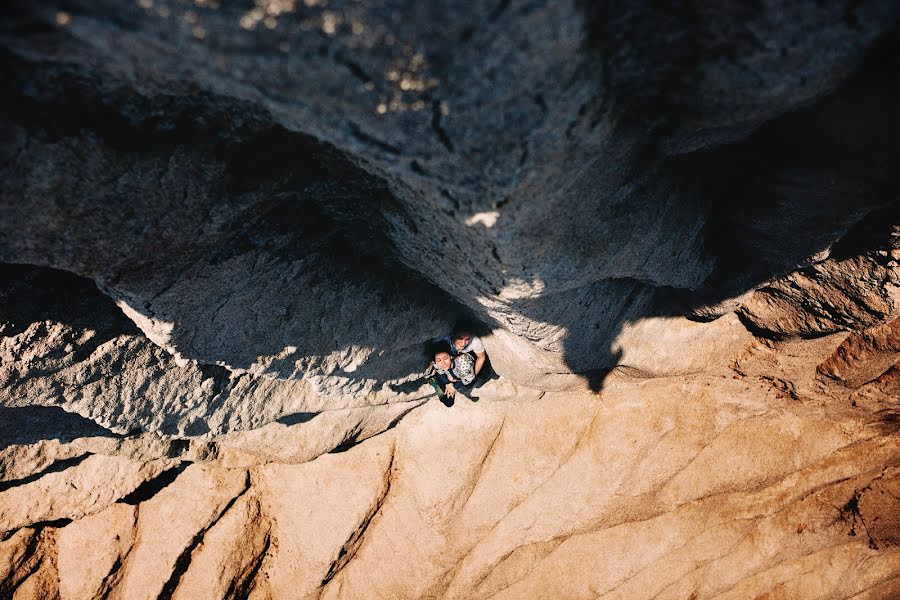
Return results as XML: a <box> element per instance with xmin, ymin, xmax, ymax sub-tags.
<box><xmin>2</xmin><ymin>0</ymin><xmax>900</xmax><ymax>598</ymax></box>
<box><xmin>2</xmin><ymin>375</ymin><xmax>899</xmax><ymax>599</ymax></box>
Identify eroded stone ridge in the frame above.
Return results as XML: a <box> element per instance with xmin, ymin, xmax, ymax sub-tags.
<box><xmin>2</xmin><ymin>1</ymin><xmax>900</xmax><ymax>598</ymax></box>
<box><xmin>1</xmin><ymin>374</ymin><xmax>899</xmax><ymax>598</ymax></box>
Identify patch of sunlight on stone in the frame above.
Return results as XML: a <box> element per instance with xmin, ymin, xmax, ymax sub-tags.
<box><xmin>241</xmin><ymin>0</ymin><xmax>298</xmax><ymax>30</ymax></box>
<box><xmin>497</xmin><ymin>276</ymin><xmax>546</xmax><ymax>301</ymax></box>
<box><xmin>115</xmin><ymin>300</ymin><xmax>175</xmax><ymax>351</ymax></box>
<box><xmin>321</xmin><ymin>11</ymin><xmax>340</xmax><ymax>35</ymax></box>
<box><xmin>465</xmin><ymin>211</ymin><xmax>501</xmax><ymax>228</ymax></box>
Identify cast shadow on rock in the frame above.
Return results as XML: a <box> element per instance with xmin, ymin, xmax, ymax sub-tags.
<box><xmin>873</xmin><ymin>408</ymin><xmax>900</xmax><ymax>436</ymax></box>
<box><xmin>335</xmin><ymin>21</ymin><xmax>900</xmax><ymax>394</ymax></box>
<box><xmin>0</xmin><ymin>263</ymin><xmax>140</xmax><ymax>343</ymax></box>
<box><xmin>276</xmin><ymin>411</ymin><xmax>319</xmax><ymax>426</ymax></box>
<box><xmin>520</xmin><ymin>25</ymin><xmax>900</xmax><ymax>391</ymax></box>
<box><xmin>0</xmin><ymin>452</ymin><xmax>91</xmax><ymax>492</ymax></box>
<box><xmin>0</xmin><ymin>49</ymin><xmax>455</xmax><ymax>386</ymax></box>
<box><xmin>0</xmin><ymin>405</ymin><xmax>118</xmax><ymax>452</ymax></box>
<box><xmin>2</xmin><ymin>12</ymin><xmax>899</xmax><ymax>399</ymax></box>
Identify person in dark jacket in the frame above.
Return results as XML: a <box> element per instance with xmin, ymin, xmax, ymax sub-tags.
<box><xmin>429</xmin><ymin>349</ymin><xmax>475</xmax><ymax>405</ymax></box>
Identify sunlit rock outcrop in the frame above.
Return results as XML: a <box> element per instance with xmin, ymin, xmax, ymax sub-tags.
<box><xmin>2</xmin><ymin>0</ymin><xmax>899</xmax><ymax>597</ymax></box>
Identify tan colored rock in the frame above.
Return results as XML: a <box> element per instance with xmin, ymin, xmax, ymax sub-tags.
<box><xmin>0</xmin><ymin>455</ymin><xmax>173</xmax><ymax>533</ymax></box>
<box><xmin>857</xmin><ymin>466</ymin><xmax>900</xmax><ymax>549</ymax></box>
<box><xmin>56</xmin><ymin>503</ymin><xmax>137</xmax><ymax>600</ymax></box>
<box><xmin>0</xmin><ymin>316</ymin><xmax>400</xmax><ymax>439</ymax></box>
<box><xmin>3</xmin><ymin>3</ymin><xmax>900</xmax><ymax>598</ymax></box>
<box><xmin>1</xmin><ymin>370</ymin><xmax>899</xmax><ymax>599</ymax></box>
<box><xmin>0</xmin><ymin>440</ymin><xmax>83</xmax><ymax>484</ymax></box>
<box><xmin>112</xmin><ymin>464</ymin><xmax>248</xmax><ymax>600</ymax></box>
<box><xmin>214</xmin><ymin>399</ymin><xmax>426</xmax><ymax>466</ymax></box>
<box><xmin>609</xmin><ymin>312</ymin><xmax>753</xmax><ymax>377</ymax></box>
<box><xmin>482</xmin><ymin>328</ymin><xmax>588</xmax><ymax>391</ymax></box>
<box><xmin>171</xmin><ymin>493</ymin><xmax>269</xmax><ymax>600</ymax></box>
<box><xmin>738</xmin><ymin>252</ymin><xmax>899</xmax><ymax>339</ymax></box>
<box><xmin>310</xmin><ymin>379</ymin><xmax>900</xmax><ymax>599</ymax></box>
<box><xmin>851</xmin><ymin>362</ymin><xmax>900</xmax><ymax>415</ymax></box>
<box><xmin>0</xmin><ymin>527</ymin><xmax>59</xmax><ymax>600</ymax></box>
<box><xmin>818</xmin><ymin>317</ymin><xmax>900</xmax><ymax>388</ymax></box>
<box><xmin>253</xmin><ymin>436</ymin><xmax>394</xmax><ymax>599</ymax></box>
<box><xmin>10</xmin><ymin>547</ymin><xmax>59</xmax><ymax>600</ymax></box>
<box><xmin>0</xmin><ymin>528</ymin><xmax>40</xmax><ymax>594</ymax></box>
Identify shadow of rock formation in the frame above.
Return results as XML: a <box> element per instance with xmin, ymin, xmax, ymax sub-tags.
<box><xmin>1</xmin><ymin>0</ymin><xmax>899</xmax><ymax>404</ymax></box>
<box><xmin>1</xmin><ymin>263</ymin><xmax>440</xmax><ymax>437</ymax></box>
<box><xmin>0</xmin><ymin>405</ymin><xmax>116</xmax><ymax>451</ymax></box>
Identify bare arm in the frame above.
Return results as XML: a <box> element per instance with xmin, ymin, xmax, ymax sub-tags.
<box><xmin>474</xmin><ymin>351</ymin><xmax>486</xmax><ymax>376</ymax></box>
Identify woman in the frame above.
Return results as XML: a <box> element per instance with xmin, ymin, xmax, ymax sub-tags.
<box><xmin>429</xmin><ymin>349</ymin><xmax>475</xmax><ymax>405</ymax></box>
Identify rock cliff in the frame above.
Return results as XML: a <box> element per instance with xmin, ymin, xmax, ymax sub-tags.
<box><xmin>2</xmin><ymin>1</ymin><xmax>899</xmax><ymax>598</ymax></box>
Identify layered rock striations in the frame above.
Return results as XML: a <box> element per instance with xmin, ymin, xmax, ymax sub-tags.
<box><xmin>2</xmin><ymin>1</ymin><xmax>900</xmax><ymax>598</ymax></box>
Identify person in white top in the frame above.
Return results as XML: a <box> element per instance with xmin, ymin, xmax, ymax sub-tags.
<box><xmin>447</xmin><ymin>329</ymin><xmax>486</xmax><ymax>379</ymax></box>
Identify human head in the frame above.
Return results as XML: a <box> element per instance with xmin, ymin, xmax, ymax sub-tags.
<box><xmin>433</xmin><ymin>350</ymin><xmax>452</xmax><ymax>370</ymax></box>
<box><xmin>452</xmin><ymin>330</ymin><xmax>471</xmax><ymax>351</ymax></box>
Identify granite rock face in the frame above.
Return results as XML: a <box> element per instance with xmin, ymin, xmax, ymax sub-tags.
<box><xmin>2</xmin><ymin>1</ymin><xmax>900</xmax><ymax>598</ymax></box>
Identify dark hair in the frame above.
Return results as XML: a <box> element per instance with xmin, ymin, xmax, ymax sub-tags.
<box><xmin>423</xmin><ymin>340</ymin><xmax>448</xmax><ymax>361</ymax></box>
<box><xmin>451</xmin><ymin>317</ymin><xmax>487</xmax><ymax>338</ymax></box>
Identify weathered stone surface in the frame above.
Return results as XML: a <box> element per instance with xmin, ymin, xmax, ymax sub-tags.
<box><xmin>56</xmin><ymin>503</ymin><xmax>137</xmax><ymax>600</ymax></box>
<box><xmin>0</xmin><ymin>265</ymin><xmax>435</xmax><ymax>438</ymax></box>
<box><xmin>4</xmin><ymin>373</ymin><xmax>897</xmax><ymax>599</ymax></box>
<box><xmin>739</xmin><ymin>215</ymin><xmax>900</xmax><ymax>339</ymax></box>
<box><xmin>253</xmin><ymin>438</ymin><xmax>394</xmax><ymax>599</ymax></box>
<box><xmin>0</xmin><ymin>526</ymin><xmax>60</xmax><ymax>600</ymax></box>
<box><xmin>114</xmin><ymin>464</ymin><xmax>249</xmax><ymax>600</ymax></box>
<box><xmin>0</xmin><ymin>454</ymin><xmax>173</xmax><ymax>533</ymax></box>
<box><xmin>4</xmin><ymin>0</ymin><xmax>900</xmax><ymax>389</ymax></box>
<box><xmin>819</xmin><ymin>317</ymin><xmax>900</xmax><ymax>388</ymax></box>
<box><xmin>2</xmin><ymin>1</ymin><xmax>900</xmax><ymax>598</ymax></box>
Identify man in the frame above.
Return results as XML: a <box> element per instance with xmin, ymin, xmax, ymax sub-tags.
<box><xmin>446</xmin><ymin>329</ymin><xmax>486</xmax><ymax>379</ymax></box>
<box><xmin>430</xmin><ymin>349</ymin><xmax>475</xmax><ymax>404</ymax></box>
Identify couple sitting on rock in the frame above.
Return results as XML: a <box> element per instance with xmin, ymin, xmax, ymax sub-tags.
<box><xmin>428</xmin><ymin>328</ymin><xmax>488</xmax><ymax>406</ymax></box>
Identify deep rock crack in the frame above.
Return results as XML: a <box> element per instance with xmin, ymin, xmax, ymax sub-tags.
<box><xmin>320</xmin><ymin>443</ymin><xmax>395</xmax><ymax>592</ymax></box>
<box><xmin>156</xmin><ymin>470</ymin><xmax>252</xmax><ymax>600</ymax></box>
